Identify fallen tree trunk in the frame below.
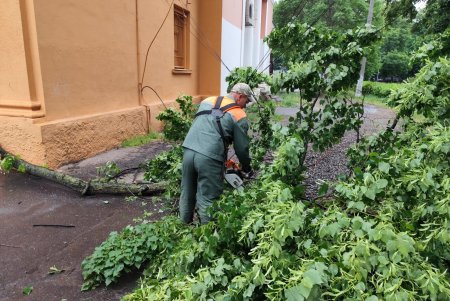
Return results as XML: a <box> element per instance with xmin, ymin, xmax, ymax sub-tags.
<box><xmin>0</xmin><ymin>147</ymin><xmax>166</xmax><ymax>196</ymax></box>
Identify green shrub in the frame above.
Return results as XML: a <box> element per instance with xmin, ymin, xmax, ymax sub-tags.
<box><xmin>156</xmin><ymin>95</ymin><xmax>196</xmax><ymax>142</ymax></box>
<box><xmin>363</xmin><ymin>81</ymin><xmax>404</xmax><ymax>98</ymax></box>
<box><xmin>144</xmin><ymin>145</ymin><xmax>183</xmax><ymax>198</ymax></box>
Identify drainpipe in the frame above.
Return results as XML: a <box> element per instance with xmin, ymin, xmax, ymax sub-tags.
<box><xmin>135</xmin><ymin>0</ymin><xmax>151</xmax><ymax>134</ymax></box>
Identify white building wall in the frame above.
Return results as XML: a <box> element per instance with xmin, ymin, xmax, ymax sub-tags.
<box><xmin>252</xmin><ymin>0</ymin><xmax>261</xmax><ymax>68</ymax></box>
<box><xmin>220</xmin><ymin>18</ymin><xmax>243</xmax><ymax>94</ymax></box>
<box><xmin>220</xmin><ymin>0</ymin><xmax>273</xmax><ymax>95</ymax></box>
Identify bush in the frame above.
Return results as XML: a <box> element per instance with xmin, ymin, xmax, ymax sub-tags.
<box><xmin>156</xmin><ymin>95</ymin><xmax>196</xmax><ymax>142</ymax></box>
<box><xmin>363</xmin><ymin>81</ymin><xmax>404</xmax><ymax>98</ymax></box>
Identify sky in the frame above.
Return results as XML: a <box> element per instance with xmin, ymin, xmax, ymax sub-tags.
<box><xmin>415</xmin><ymin>0</ymin><xmax>426</xmax><ymax>10</ymax></box>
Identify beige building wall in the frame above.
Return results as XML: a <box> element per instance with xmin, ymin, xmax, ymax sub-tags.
<box><xmin>0</xmin><ymin>0</ymin><xmax>224</xmax><ymax>168</ymax></box>
<box><xmin>0</xmin><ymin>1</ymin><xmax>31</xmax><ymax>102</ymax></box>
<box><xmin>0</xmin><ymin>0</ymin><xmax>44</xmax><ymax>119</ymax></box>
<box><xmin>34</xmin><ymin>0</ymin><xmax>139</xmax><ymax>121</ymax></box>
<box><xmin>198</xmin><ymin>0</ymin><xmax>222</xmax><ymax>96</ymax></box>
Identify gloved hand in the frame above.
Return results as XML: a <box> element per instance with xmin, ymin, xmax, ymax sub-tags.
<box><xmin>242</xmin><ymin>169</ymin><xmax>255</xmax><ymax>179</ymax></box>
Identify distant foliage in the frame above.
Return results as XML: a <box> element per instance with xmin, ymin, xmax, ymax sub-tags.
<box><xmin>363</xmin><ymin>81</ymin><xmax>404</xmax><ymax>98</ymax></box>
<box><xmin>380</xmin><ymin>51</ymin><xmax>411</xmax><ymax>80</ymax></box>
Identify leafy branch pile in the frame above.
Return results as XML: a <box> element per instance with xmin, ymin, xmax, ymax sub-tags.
<box><xmin>225</xmin><ymin>66</ymin><xmax>270</xmax><ymax>92</ymax></box>
<box><xmin>81</xmin><ymin>24</ymin><xmax>450</xmax><ymax>300</ymax></box>
<box><xmin>143</xmin><ymin>95</ymin><xmax>196</xmax><ymax>198</ymax></box>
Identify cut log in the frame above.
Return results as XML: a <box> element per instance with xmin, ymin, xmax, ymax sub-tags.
<box><xmin>0</xmin><ymin>147</ymin><xmax>166</xmax><ymax>196</ymax></box>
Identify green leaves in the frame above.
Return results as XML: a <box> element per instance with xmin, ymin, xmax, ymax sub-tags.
<box><xmin>96</xmin><ymin>161</ymin><xmax>121</xmax><ymax>181</ymax></box>
<box><xmin>225</xmin><ymin>67</ymin><xmax>269</xmax><ymax>92</ymax></box>
<box><xmin>378</xmin><ymin>162</ymin><xmax>391</xmax><ymax>173</ymax></box>
<box><xmin>82</xmin><ymin>28</ymin><xmax>450</xmax><ymax>301</ymax></box>
<box><xmin>22</xmin><ymin>286</ymin><xmax>33</xmax><ymax>296</ymax></box>
<box><xmin>81</xmin><ymin>218</ymin><xmax>188</xmax><ymax>291</ymax></box>
<box><xmin>144</xmin><ymin>145</ymin><xmax>183</xmax><ymax>198</ymax></box>
<box><xmin>156</xmin><ymin>95</ymin><xmax>196</xmax><ymax>142</ymax></box>
<box><xmin>0</xmin><ymin>154</ymin><xmax>16</xmax><ymax>173</ymax></box>
<box><xmin>285</xmin><ymin>286</ymin><xmax>306</xmax><ymax>301</ymax></box>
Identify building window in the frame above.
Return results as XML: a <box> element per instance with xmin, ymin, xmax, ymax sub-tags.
<box><xmin>174</xmin><ymin>5</ymin><xmax>190</xmax><ymax>71</ymax></box>
<box><xmin>245</xmin><ymin>0</ymin><xmax>255</xmax><ymax>26</ymax></box>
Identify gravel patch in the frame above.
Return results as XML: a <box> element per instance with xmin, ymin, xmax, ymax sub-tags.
<box><xmin>275</xmin><ymin>104</ymin><xmax>397</xmax><ymax>198</ymax></box>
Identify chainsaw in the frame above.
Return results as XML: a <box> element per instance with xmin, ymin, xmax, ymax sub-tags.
<box><xmin>224</xmin><ymin>159</ymin><xmax>244</xmax><ymax>191</ymax></box>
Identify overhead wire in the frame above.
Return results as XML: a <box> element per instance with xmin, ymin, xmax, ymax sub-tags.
<box><xmin>140</xmin><ymin>0</ymin><xmax>175</xmax><ymax>91</ymax></box>
<box><xmin>255</xmin><ymin>0</ymin><xmax>337</xmax><ymax>73</ymax></box>
<box><xmin>140</xmin><ymin>0</ymin><xmax>337</xmax><ymax>111</ymax></box>
<box><xmin>255</xmin><ymin>0</ymin><xmax>310</xmax><ymax>71</ymax></box>
<box><xmin>141</xmin><ymin>0</ymin><xmax>233</xmax><ymax>108</ymax></box>
<box><xmin>174</xmin><ymin>0</ymin><xmax>232</xmax><ymax>73</ymax></box>
<box><xmin>141</xmin><ymin>86</ymin><xmax>168</xmax><ymax>109</ymax></box>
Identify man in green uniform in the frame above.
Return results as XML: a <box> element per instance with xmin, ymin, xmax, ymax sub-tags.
<box><xmin>180</xmin><ymin>83</ymin><xmax>254</xmax><ymax>224</ymax></box>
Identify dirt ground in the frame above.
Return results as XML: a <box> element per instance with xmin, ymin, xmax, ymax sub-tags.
<box><xmin>0</xmin><ymin>103</ymin><xmax>396</xmax><ymax>301</ymax></box>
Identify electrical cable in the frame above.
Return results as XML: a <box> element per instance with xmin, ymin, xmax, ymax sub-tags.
<box><xmin>256</xmin><ymin>49</ymin><xmax>271</xmax><ymax>71</ymax></box>
<box><xmin>189</xmin><ymin>20</ymin><xmax>232</xmax><ymax>73</ymax></box>
<box><xmin>174</xmin><ymin>0</ymin><xmax>232</xmax><ymax>73</ymax></box>
<box><xmin>141</xmin><ymin>86</ymin><xmax>168</xmax><ymax>109</ymax></box>
<box><xmin>140</xmin><ymin>0</ymin><xmax>176</xmax><ymax>89</ymax></box>
<box><xmin>141</xmin><ymin>0</ymin><xmax>337</xmax><ymax>113</ymax></box>
<box><xmin>255</xmin><ymin>0</ymin><xmax>309</xmax><ymax>71</ymax></box>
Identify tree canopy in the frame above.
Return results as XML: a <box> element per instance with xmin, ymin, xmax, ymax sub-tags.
<box><xmin>273</xmin><ymin>0</ymin><xmax>384</xmax><ymax>31</ymax></box>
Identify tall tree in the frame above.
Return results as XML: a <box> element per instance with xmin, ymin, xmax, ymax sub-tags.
<box><xmin>273</xmin><ymin>0</ymin><xmax>384</xmax><ymax>31</ymax></box>
<box><xmin>413</xmin><ymin>0</ymin><xmax>450</xmax><ymax>35</ymax></box>
<box><xmin>384</xmin><ymin>0</ymin><xmax>420</xmax><ymax>26</ymax></box>
<box><xmin>273</xmin><ymin>0</ymin><xmax>384</xmax><ymax>79</ymax></box>
<box><xmin>355</xmin><ymin>0</ymin><xmax>376</xmax><ymax>96</ymax></box>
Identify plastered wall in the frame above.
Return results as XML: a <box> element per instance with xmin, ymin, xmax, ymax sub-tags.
<box><xmin>33</xmin><ymin>0</ymin><xmax>139</xmax><ymax>121</ymax></box>
<box><xmin>198</xmin><ymin>0</ymin><xmax>222</xmax><ymax>96</ymax></box>
<box><xmin>0</xmin><ymin>0</ymin><xmax>225</xmax><ymax>167</ymax></box>
<box><xmin>0</xmin><ymin>0</ymin><xmax>30</xmax><ymax>102</ymax></box>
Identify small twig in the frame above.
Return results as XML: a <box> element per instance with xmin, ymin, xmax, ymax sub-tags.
<box><xmin>111</xmin><ymin>167</ymin><xmax>141</xmax><ymax>179</ymax></box>
<box><xmin>311</xmin><ymin>93</ymin><xmax>321</xmax><ymax>109</ymax></box>
<box><xmin>390</xmin><ymin>115</ymin><xmax>399</xmax><ymax>130</ymax></box>
<box><xmin>33</xmin><ymin>224</ymin><xmax>75</xmax><ymax>228</ymax></box>
<box><xmin>300</xmin><ymin>197</ymin><xmax>328</xmax><ymax>210</ymax></box>
<box><xmin>312</xmin><ymin>191</ymin><xmax>335</xmax><ymax>202</ymax></box>
<box><xmin>125</xmin><ymin>186</ymin><xmax>148</xmax><ymax>201</ymax></box>
<box><xmin>0</xmin><ymin>243</ymin><xmax>21</xmax><ymax>249</ymax></box>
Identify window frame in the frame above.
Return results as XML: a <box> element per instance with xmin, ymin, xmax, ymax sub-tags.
<box><xmin>173</xmin><ymin>5</ymin><xmax>191</xmax><ymax>73</ymax></box>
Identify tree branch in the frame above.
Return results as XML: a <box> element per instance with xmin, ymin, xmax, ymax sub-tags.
<box><xmin>0</xmin><ymin>147</ymin><xmax>166</xmax><ymax>196</ymax></box>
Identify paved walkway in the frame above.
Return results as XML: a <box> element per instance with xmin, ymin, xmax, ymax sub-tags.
<box><xmin>0</xmin><ymin>172</ymin><xmax>165</xmax><ymax>300</ymax></box>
